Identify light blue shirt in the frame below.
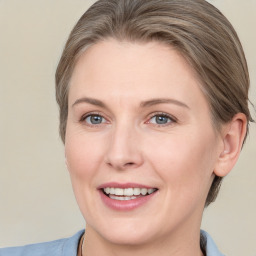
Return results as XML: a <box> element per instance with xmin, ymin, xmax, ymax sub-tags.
<box><xmin>0</xmin><ymin>230</ymin><xmax>224</xmax><ymax>256</ymax></box>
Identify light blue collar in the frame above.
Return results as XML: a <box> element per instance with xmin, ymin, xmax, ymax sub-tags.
<box><xmin>62</xmin><ymin>229</ymin><xmax>224</xmax><ymax>256</ymax></box>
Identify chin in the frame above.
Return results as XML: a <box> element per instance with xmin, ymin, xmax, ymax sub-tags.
<box><xmin>88</xmin><ymin>217</ymin><xmax>159</xmax><ymax>246</ymax></box>
<box><xmin>102</xmin><ymin>228</ymin><xmax>155</xmax><ymax>246</ymax></box>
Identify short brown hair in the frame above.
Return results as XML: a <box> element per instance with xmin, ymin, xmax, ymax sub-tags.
<box><xmin>55</xmin><ymin>0</ymin><xmax>253</xmax><ymax>206</ymax></box>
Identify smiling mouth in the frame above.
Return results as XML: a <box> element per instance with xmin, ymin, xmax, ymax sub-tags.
<box><xmin>102</xmin><ymin>187</ymin><xmax>158</xmax><ymax>201</ymax></box>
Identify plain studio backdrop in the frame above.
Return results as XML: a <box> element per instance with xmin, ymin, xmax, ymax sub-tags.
<box><xmin>0</xmin><ymin>0</ymin><xmax>255</xmax><ymax>255</ymax></box>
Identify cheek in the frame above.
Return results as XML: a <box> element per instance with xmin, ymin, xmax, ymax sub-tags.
<box><xmin>65</xmin><ymin>128</ymin><xmax>106</xmax><ymax>180</ymax></box>
<box><xmin>64</xmin><ymin>129</ymin><xmax>106</xmax><ymax>213</ymax></box>
<box><xmin>145</xmin><ymin>130</ymin><xmax>218</xmax><ymax>196</ymax></box>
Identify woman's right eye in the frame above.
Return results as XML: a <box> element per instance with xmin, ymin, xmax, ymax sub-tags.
<box><xmin>82</xmin><ymin>114</ymin><xmax>107</xmax><ymax>125</ymax></box>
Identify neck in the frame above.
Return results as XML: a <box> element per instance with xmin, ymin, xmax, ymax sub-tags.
<box><xmin>81</xmin><ymin>226</ymin><xmax>204</xmax><ymax>256</ymax></box>
<box><xmin>78</xmin><ymin>234</ymin><xmax>84</xmax><ymax>256</ymax></box>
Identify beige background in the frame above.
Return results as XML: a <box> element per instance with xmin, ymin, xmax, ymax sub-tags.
<box><xmin>0</xmin><ymin>0</ymin><xmax>255</xmax><ymax>255</ymax></box>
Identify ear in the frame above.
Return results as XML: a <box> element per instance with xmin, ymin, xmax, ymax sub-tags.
<box><xmin>214</xmin><ymin>113</ymin><xmax>247</xmax><ymax>177</ymax></box>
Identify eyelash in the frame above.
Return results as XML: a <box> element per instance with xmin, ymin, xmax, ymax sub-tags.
<box><xmin>79</xmin><ymin>112</ymin><xmax>177</xmax><ymax>127</ymax></box>
<box><xmin>146</xmin><ymin>112</ymin><xmax>177</xmax><ymax>127</ymax></box>
<box><xmin>80</xmin><ymin>112</ymin><xmax>109</xmax><ymax>127</ymax></box>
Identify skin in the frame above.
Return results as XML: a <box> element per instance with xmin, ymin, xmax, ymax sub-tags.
<box><xmin>65</xmin><ymin>39</ymin><xmax>246</xmax><ymax>256</ymax></box>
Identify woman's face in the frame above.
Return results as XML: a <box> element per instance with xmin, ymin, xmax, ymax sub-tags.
<box><xmin>65</xmin><ymin>39</ymin><xmax>223</xmax><ymax>245</ymax></box>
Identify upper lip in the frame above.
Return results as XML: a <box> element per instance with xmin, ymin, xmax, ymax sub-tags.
<box><xmin>97</xmin><ymin>182</ymin><xmax>157</xmax><ymax>189</ymax></box>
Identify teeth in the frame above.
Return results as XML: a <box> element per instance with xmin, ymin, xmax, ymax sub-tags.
<box><xmin>141</xmin><ymin>188</ymin><xmax>147</xmax><ymax>195</ymax></box>
<box><xmin>148</xmin><ymin>188</ymin><xmax>154</xmax><ymax>194</ymax></box>
<box><xmin>109</xmin><ymin>195</ymin><xmax>137</xmax><ymax>200</ymax></box>
<box><xmin>103</xmin><ymin>187</ymin><xmax>157</xmax><ymax>196</ymax></box>
<box><xmin>133</xmin><ymin>188</ymin><xmax>140</xmax><ymax>195</ymax></box>
<box><xmin>115</xmin><ymin>188</ymin><xmax>124</xmax><ymax>196</ymax></box>
<box><xmin>124</xmin><ymin>188</ymin><xmax>133</xmax><ymax>196</ymax></box>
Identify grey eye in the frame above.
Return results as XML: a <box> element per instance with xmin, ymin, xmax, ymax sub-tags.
<box><xmin>150</xmin><ymin>115</ymin><xmax>173</xmax><ymax>125</ymax></box>
<box><xmin>85</xmin><ymin>115</ymin><xmax>105</xmax><ymax>124</ymax></box>
<box><xmin>156</xmin><ymin>115</ymin><xmax>169</xmax><ymax>124</ymax></box>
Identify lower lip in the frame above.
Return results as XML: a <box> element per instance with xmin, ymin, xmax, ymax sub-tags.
<box><xmin>99</xmin><ymin>190</ymin><xmax>158</xmax><ymax>211</ymax></box>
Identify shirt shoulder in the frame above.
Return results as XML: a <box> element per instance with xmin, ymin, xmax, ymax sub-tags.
<box><xmin>1</xmin><ymin>230</ymin><xmax>223</xmax><ymax>256</ymax></box>
<box><xmin>0</xmin><ymin>230</ymin><xmax>84</xmax><ymax>256</ymax></box>
<box><xmin>200</xmin><ymin>230</ymin><xmax>225</xmax><ymax>256</ymax></box>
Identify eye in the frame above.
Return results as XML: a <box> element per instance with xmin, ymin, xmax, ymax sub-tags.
<box><xmin>147</xmin><ymin>113</ymin><xmax>176</xmax><ymax>126</ymax></box>
<box><xmin>82</xmin><ymin>114</ymin><xmax>107</xmax><ymax>125</ymax></box>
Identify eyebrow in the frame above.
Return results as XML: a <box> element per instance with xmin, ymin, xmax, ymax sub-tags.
<box><xmin>140</xmin><ymin>98</ymin><xmax>190</xmax><ymax>109</ymax></box>
<box><xmin>72</xmin><ymin>97</ymin><xmax>190</xmax><ymax>109</ymax></box>
<box><xmin>72</xmin><ymin>97</ymin><xmax>107</xmax><ymax>108</ymax></box>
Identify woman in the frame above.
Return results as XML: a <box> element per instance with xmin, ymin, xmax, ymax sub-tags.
<box><xmin>0</xmin><ymin>0</ymin><xmax>253</xmax><ymax>255</ymax></box>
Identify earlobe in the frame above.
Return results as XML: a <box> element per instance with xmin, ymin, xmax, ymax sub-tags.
<box><xmin>214</xmin><ymin>113</ymin><xmax>247</xmax><ymax>177</ymax></box>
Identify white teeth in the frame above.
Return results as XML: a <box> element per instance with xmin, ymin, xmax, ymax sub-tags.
<box><xmin>148</xmin><ymin>188</ymin><xmax>154</xmax><ymax>194</ymax></box>
<box><xmin>115</xmin><ymin>188</ymin><xmax>124</xmax><ymax>196</ymax></box>
<box><xmin>124</xmin><ymin>188</ymin><xmax>133</xmax><ymax>196</ymax></box>
<box><xmin>109</xmin><ymin>195</ymin><xmax>137</xmax><ymax>200</ymax></box>
<box><xmin>103</xmin><ymin>187</ymin><xmax>157</xmax><ymax>197</ymax></box>
<box><xmin>133</xmin><ymin>188</ymin><xmax>140</xmax><ymax>195</ymax></box>
<box><xmin>141</xmin><ymin>188</ymin><xmax>147</xmax><ymax>195</ymax></box>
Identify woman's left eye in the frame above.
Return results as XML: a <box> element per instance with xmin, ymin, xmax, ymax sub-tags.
<box><xmin>147</xmin><ymin>114</ymin><xmax>175</xmax><ymax>126</ymax></box>
<box><xmin>83</xmin><ymin>114</ymin><xmax>107</xmax><ymax>125</ymax></box>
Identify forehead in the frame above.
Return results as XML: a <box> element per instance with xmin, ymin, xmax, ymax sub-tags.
<box><xmin>69</xmin><ymin>39</ymin><xmax>208</xmax><ymax>110</ymax></box>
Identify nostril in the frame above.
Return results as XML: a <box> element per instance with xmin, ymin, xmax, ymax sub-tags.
<box><xmin>125</xmin><ymin>162</ymin><xmax>135</xmax><ymax>166</ymax></box>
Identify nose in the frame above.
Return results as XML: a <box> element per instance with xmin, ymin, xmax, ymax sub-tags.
<box><xmin>105</xmin><ymin>123</ymin><xmax>144</xmax><ymax>171</ymax></box>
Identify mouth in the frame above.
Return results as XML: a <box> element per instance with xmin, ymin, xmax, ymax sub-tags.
<box><xmin>98</xmin><ymin>183</ymin><xmax>158</xmax><ymax>211</ymax></box>
<box><xmin>102</xmin><ymin>187</ymin><xmax>158</xmax><ymax>201</ymax></box>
